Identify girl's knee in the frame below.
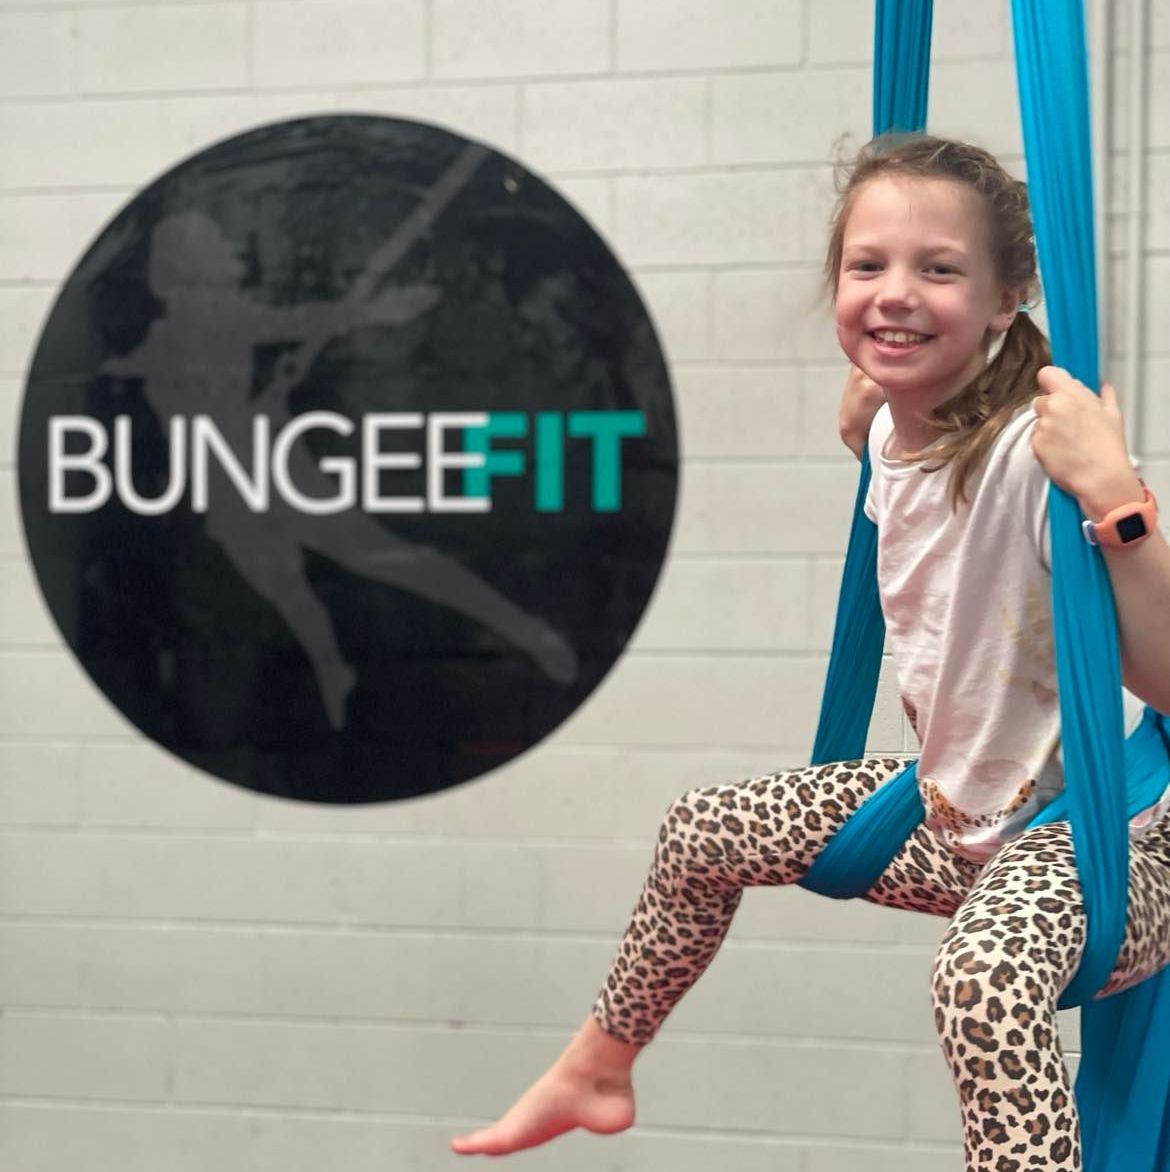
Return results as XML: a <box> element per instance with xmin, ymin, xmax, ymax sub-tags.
<box><xmin>657</xmin><ymin>787</ymin><xmax>714</xmax><ymax>851</ymax></box>
<box><xmin>653</xmin><ymin>777</ymin><xmax>797</xmax><ymax>890</ymax></box>
<box><xmin>659</xmin><ymin>776</ymin><xmax>776</xmax><ymax>848</ymax></box>
<box><xmin>930</xmin><ymin>924</ymin><xmax>1054</xmax><ymax>1049</ymax></box>
<box><xmin>651</xmin><ymin>788</ymin><xmax>724</xmax><ymax>888</ymax></box>
<box><xmin>931</xmin><ymin>932</ymin><xmax>990</xmax><ymax>1026</ymax></box>
<box><xmin>657</xmin><ymin>783</ymin><xmax>753</xmax><ymax>858</ymax></box>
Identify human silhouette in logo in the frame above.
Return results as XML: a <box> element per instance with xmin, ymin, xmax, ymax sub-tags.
<box><xmin>101</xmin><ymin>196</ymin><xmax>578</xmax><ymax>732</ymax></box>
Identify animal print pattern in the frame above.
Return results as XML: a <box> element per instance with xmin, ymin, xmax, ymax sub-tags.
<box><xmin>924</xmin><ymin>776</ymin><xmax>1038</xmax><ymax>835</ymax></box>
<box><xmin>592</xmin><ymin>756</ymin><xmax>1170</xmax><ymax>1172</ymax></box>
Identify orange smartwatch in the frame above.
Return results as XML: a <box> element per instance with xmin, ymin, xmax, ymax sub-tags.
<box><xmin>1081</xmin><ymin>482</ymin><xmax>1159</xmax><ymax>549</ymax></box>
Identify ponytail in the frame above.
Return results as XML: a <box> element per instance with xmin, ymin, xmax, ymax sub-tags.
<box><xmin>908</xmin><ymin>310</ymin><xmax>1052</xmax><ymax>510</ymax></box>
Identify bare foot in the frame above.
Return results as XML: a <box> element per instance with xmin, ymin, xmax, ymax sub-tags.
<box><xmin>450</xmin><ymin>1018</ymin><xmax>638</xmax><ymax>1156</ymax></box>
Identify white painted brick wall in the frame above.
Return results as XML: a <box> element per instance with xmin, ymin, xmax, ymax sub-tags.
<box><xmin>431</xmin><ymin>0</ymin><xmax>609</xmax><ymax>80</ymax></box>
<box><xmin>77</xmin><ymin>5</ymin><xmax>250</xmax><ymax>93</ymax></box>
<box><xmin>712</xmin><ymin>266</ymin><xmax>840</xmax><ymax>360</ymax></box>
<box><xmin>254</xmin><ymin>0</ymin><xmax>426</xmax><ymax>88</ymax></box>
<box><xmin>711</xmin><ymin>69</ymin><xmax>870</xmax><ymax>165</ymax></box>
<box><xmin>628</xmin><ymin>269</ymin><xmax>711</xmax><ymax>361</ymax></box>
<box><xmin>616</xmin><ymin>171</ymin><xmax>830</xmax><ymax>266</ymax></box>
<box><xmin>0</xmin><ymin>11</ymin><xmax>75</xmax><ymax>98</ymax></box>
<box><xmin>615</xmin><ymin>0</ymin><xmax>802</xmax><ymax>72</ymax></box>
<box><xmin>522</xmin><ymin>77</ymin><xmax>707</xmax><ymax>172</ymax></box>
<box><xmin>0</xmin><ymin>376</ymin><xmax>19</xmax><ymax>461</ymax></box>
<box><xmin>0</xmin><ymin>2</ymin><xmax>1161</xmax><ymax>1170</ymax></box>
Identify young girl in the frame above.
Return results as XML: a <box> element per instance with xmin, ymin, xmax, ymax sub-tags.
<box><xmin>450</xmin><ymin>134</ymin><xmax>1170</xmax><ymax>1172</ymax></box>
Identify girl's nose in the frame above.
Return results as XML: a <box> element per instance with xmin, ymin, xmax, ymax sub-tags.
<box><xmin>875</xmin><ymin>271</ymin><xmax>917</xmax><ymax>310</ymax></box>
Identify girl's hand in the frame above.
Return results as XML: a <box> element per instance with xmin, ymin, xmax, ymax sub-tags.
<box><xmin>839</xmin><ymin>364</ymin><xmax>886</xmax><ymax>459</ymax></box>
<box><xmin>1031</xmin><ymin>365</ymin><xmax>1142</xmax><ymax>520</ymax></box>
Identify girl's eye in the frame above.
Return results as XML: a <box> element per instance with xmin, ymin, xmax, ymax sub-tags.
<box><xmin>929</xmin><ymin>264</ymin><xmax>957</xmax><ymax>275</ymax></box>
<box><xmin>850</xmin><ymin>262</ymin><xmax>881</xmax><ymax>272</ymax></box>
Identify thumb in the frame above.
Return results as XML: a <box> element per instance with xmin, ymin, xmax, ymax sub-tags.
<box><xmin>1099</xmin><ymin>381</ymin><xmax>1120</xmax><ymax>413</ymax></box>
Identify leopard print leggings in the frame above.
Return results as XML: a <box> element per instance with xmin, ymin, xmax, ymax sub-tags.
<box><xmin>591</xmin><ymin>756</ymin><xmax>1170</xmax><ymax>1172</ymax></box>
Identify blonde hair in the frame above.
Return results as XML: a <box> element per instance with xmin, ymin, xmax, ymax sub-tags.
<box><xmin>824</xmin><ymin>133</ymin><xmax>1050</xmax><ymax>509</ymax></box>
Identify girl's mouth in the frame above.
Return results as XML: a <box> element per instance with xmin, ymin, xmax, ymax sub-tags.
<box><xmin>868</xmin><ymin>329</ymin><xmax>933</xmax><ymax>354</ymax></box>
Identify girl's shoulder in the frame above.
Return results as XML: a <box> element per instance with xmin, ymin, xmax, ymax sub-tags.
<box><xmin>983</xmin><ymin>402</ymin><xmax>1045</xmax><ymax>491</ymax></box>
<box><xmin>866</xmin><ymin>401</ymin><xmax>895</xmax><ymax>461</ymax></box>
<box><xmin>984</xmin><ymin>402</ymin><xmax>1051</xmax><ymax>569</ymax></box>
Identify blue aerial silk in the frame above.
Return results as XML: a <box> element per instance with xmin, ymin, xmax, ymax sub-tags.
<box><xmin>798</xmin><ymin>2</ymin><xmax>1170</xmax><ymax>1167</ymax></box>
<box><xmin>871</xmin><ymin>0</ymin><xmax>931</xmax><ymax>135</ymax></box>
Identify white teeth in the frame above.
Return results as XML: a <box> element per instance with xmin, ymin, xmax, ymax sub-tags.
<box><xmin>873</xmin><ymin>330</ymin><xmax>929</xmax><ymax>344</ymax></box>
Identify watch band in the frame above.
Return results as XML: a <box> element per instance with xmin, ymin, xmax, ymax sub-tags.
<box><xmin>1081</xmin><ymin>483</ymin><xmax>1159</xmax><ymax>549</ymax></box>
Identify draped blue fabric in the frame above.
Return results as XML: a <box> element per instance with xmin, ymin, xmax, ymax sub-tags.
<box><xmin>807</xmin><ymin>1</ymin><xmax>930</xmax><ymax>771</ymax></box>
<box><xmin>800</xmin><ymin>0</ymin><xmax>930</xmax><ymax>892</ymax></box>
<box><xmin>796</xmin><ymin>1</ymin><xmax>1170</xmax><ymax>1167</ymax></box>
<box><xmin>872</xmin><ymin>0</ymin><xmax>932</xmax><ymax>134</ymax></box>
<box><xmin>1011</xmin><ymin>11</ymin><xmax>1170</xmax><ymax>1163</ymax></box>
<box><xmin>1010</xmin><ymin>0</ymin><xmax>1127</xmax><ymax>1012</ymax></box>
<box><xmin>808</xmin><ymin>447</ymin><xmax>883</xmax><ymax>767</ymax></box>
<box><xmin>799</xmin><ymin>0</ymin><xmax>931</xmax><ymax>898</ymax></box>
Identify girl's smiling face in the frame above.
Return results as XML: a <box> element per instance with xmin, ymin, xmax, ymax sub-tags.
<box><xmin>835</xmin><ymin>176</ymin><xmax>1020</xmax><ymax>419</ymax></box>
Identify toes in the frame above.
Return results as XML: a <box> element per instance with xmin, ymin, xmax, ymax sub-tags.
<box><xmin>450</xmin><ymin>1130</ymin><xmax>487</xmax><ymax>1153</ymax></box>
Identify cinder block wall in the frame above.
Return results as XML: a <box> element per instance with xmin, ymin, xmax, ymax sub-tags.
<box><xmin>0</xmin><ymin>3</ymin><xmax>1165</xmax><ymax>1170</ymax></box>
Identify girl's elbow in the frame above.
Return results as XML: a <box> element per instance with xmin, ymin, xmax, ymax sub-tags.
<box><xmin>1123</xmin><ymin>665</ymin><xmax>1170</xmax><ymax>716</ymax></box>
<box><xmin>839</xmin><ymin>424</ymin><xmax>865</xmax><ymax>461</ymax></box>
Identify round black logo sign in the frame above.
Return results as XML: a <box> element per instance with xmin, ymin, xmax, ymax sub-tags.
<box><xmin>19</xmin><ymin>115</ymin><xmax>678</xmax><ymax>803</ymax></box>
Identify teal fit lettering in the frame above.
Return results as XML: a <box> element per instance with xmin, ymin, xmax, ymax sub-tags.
<box><xmin>534</xmin><ymin>412</ymin><xmax>564</xmax><ymax>512</ymax></box>
<box><xmin>463</xmin><ymin>410</ymin><xmax>646</xmax><ymax>512</ymax></box>
<box><xmin>462</xmin><ymin>412</ymin><xmax>527</xmax><ymax>502</ymax></box>
<box><xmin>567</xmin><ymin>411</ymin><xmax>646</xmax><ymax>511</ymax></box>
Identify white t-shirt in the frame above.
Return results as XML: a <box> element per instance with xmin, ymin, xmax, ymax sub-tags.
<box><xmin>863</xmin><ymin>402</ymin><xmax>1167</xmax><ymax>863</ymax></box>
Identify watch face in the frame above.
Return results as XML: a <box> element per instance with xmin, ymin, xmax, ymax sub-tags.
<box><xmin>1118</xmin><ymin>513</ymin><xmax>1148</xmax><ymax>543</ymax></box>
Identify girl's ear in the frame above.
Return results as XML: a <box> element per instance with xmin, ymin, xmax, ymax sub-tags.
<box><xmin>990</xmin><ymin>286</ymin><xmax>1024</xmax><ymax>334</ymax></box>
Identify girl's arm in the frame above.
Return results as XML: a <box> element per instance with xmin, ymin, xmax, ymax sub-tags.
<box><xmin>1032</xmin><ymin>366</ymin><xmax>1170</xmax><ymax>714</ymax></box>
<box><xmin>839</xmin><ymin>365</ymin><xmax>886</xmax><ymax>460</ymax></box>
<box><xmin>1078</xmin><ymin>470</ymin><xmax>1170</xmax><ymax>714</ymax></box>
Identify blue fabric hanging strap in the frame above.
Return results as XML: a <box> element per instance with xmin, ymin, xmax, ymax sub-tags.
<box><xmin>1011</xmin><ymin>0</ymin><xmax>1128</xmax><ymax>1011</ymax></box>
<box><xmin>1007</xmin><ymin>10</ymin><xmax>1170</xmax><ymax>1167</ymax></box>
<box><xmin>809</xmin><ymin>447</ymin><xmax>885</xmax><ymax>767</ymax></box>
<box><xmin>808</xmin><ymin>0</ymin><xmax>934</xmax><ymax>774</ymax></box>
<box><xmin>1044</xmin><ymin>710</ymin><xmax>1170</xmax><ymax>1170</ymax></box>
<box><xmin>1009</xmin><ymin>16</ymin><xmax>1170</xmax><ymax>1159</ymax></box>
<box><xmin>872</xmin><ymin>0</ymin><xmax>932</xmax><ymax>134</ymax></box>
<box><xmin>799</xmin><ymin>0</ymin><xmax>933</xmax><ymax>899</ymax></box>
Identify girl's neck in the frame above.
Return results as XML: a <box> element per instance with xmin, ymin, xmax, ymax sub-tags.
<box><xmin>878</xmin><ymin>343</ymin><xmax>993</xmax><ymax>459</ymax></box>
<box><xmin>884</xmin><ymin>399</ymin><xmax>944</xmax><ymax>460</ymax></box>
